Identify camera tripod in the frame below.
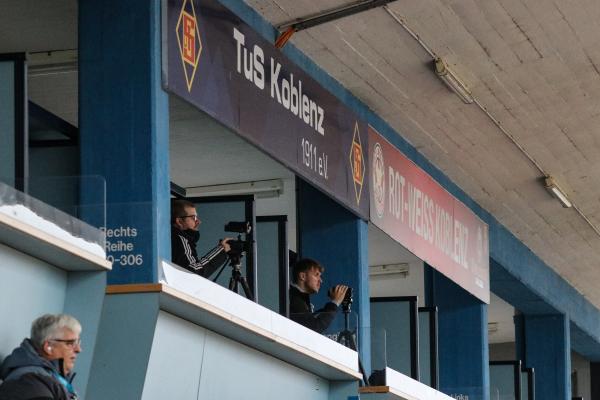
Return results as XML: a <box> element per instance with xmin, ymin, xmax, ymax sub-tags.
<box><xmin>228</xmin><ymin>254</ymin><xmax>254</xmax><ymax>300</ymax></box>
<box><xmin>337</xmin><ymin>306</ymin><xmax>369</xmax><ymax>386</ymax></box>
<box><xmin>213</xmin><ymin>253</ymin><xmax>254</xmax><ymax>301</ymax></box>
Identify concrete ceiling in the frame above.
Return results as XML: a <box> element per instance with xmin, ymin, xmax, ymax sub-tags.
<box><xmin>245</xmin><ymin>0</ymin><xmax>600</xmax><ymax>309</ymax></box>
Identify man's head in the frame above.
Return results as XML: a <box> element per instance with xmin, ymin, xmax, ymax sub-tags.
<box><xmin>171</xmin><ymin>199</ymin><xmax>201</xmax><ymax>231</ymax></box>
<box><xmin>31</xmin><ymin>314</ymin><xmax>82</xmax><ymax>375</ymax></box>
<box><xmin>292</xmin><ymin>258</ymin><xmax>324</xmax><ymax>294</ymax></box>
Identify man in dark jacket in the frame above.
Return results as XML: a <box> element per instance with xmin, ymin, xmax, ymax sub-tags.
<box><xmin>0</xmin><ymin>314</ymin><xmax>82</xmax><ymax>400</ymax></box>
<box><xmin>171</xmin><ymin>199</ymin><xmax>231</xmax><ymax>277</ymax></box>
<box><xmin>289</xmin><ymin>258</ymin><xmax>348</xmax><ymax>333</ymax></box>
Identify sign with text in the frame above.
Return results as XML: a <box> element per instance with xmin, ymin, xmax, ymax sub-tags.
<box><xmin>369</xmin><ymin>126</ymin><xmax>489</xmax><ymax>303</ymax></box>
<box><xmin>164</xmin><ymin>0</ymin><xmax>368</xmax><ymax>218</ymax></box>
<box><xmin>102</xmin><ymin>203</ymin><xmax>152</xmax><ymax>284</ymax></box>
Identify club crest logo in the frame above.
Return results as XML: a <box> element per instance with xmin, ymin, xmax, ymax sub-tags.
<box><xmin>349</xmin><ymin>122</ymin><xmax>365</xmax><ymax>205</ymax></box>
<box><xmin>176</xmin><ymin>0</ymin><xmax>202</xmax><ymax>91</ymax></box>
<box><xmin>372</xmin><ymin>142</ymin><xmax>385</xmax><ymax>218</ymax></box>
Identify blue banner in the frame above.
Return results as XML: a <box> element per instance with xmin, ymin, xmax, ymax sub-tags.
<box><xmin>164</xmin><ymin>0</ymin><xmax>369</xmax><ymax>218</ymax></box>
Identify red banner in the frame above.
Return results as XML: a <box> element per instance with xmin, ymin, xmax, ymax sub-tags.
<box><xmin>369</xmin><ymin>126</ymin><xmax>489</xmax><ymax>303</ymax></box>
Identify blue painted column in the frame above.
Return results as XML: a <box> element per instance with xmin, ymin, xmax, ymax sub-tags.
<box><xmin>428</xmin><ymin>268</ymin><xmax>489</xmax><ymax>400</ymax></box>
<box><xmin>79</xmin><ymin>0</ymin><xmax>170</xmax><ymax>283</ymax></box>
<box><xmin>518</xmin><ymin>314</ymin><xmax>571</xmax><ymax>400</ymax></box>
<box><xmin>297</xmin><ymin>179</ymin><xmax>370</xmax><ymax>373</ymax></box>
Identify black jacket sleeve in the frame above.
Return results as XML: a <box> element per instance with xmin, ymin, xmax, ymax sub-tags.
<box><xmin>199</xmin><ymin>249</ymin><xmax>228</xmax><ymax>278</ymax></box>
<box><xmin>289</xmin><ymin>286</ymin><xmax>338</xmax><ymax>333</ymax></box>
<box><xmin>171</xmin><ymin>231</ymin><xmax>227</xmax><ymax>277</ymax></box>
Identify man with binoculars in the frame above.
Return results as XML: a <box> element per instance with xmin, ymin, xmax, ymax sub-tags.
<box><xmin>289</xmin><ymin>258</ymin><xmax>349</xmax><ymax>333</ymax></box>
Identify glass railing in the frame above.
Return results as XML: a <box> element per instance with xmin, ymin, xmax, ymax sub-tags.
<box><xmin>1</xmin><ymin>175</ymin><xmax>108</xmax><ymax>229</ymax></box>
<box><xmin>0</xmin><ymin>180</ymin><xmax>106</xmax><ymax>257</ymax></box>
<box><xmin>288</xmin><ymin>307</ymin><xmax>360</xmax><ymax>346</ymax></box>
<box><xmin>322</xmin><ymin>309</ymin><xmax>360</xmax><ymax>348</ymax></box>
<box><xmin>369</xmin><ymin>327</ymin><xmax>389</xmax><ymax>385</ymax></box>
<box><xmin>370</xmin><ymin>297</ymin><xmax>420</xmax><ymax>380</ymax></box>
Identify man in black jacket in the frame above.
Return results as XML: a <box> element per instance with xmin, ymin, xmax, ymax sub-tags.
<box><xmin>171</xmin><ymin>199</ymin><xmax>231</xmax><ymax>277</ymax></box>
<box><xmin>0</xmin><ymin>314</ymin><xmax>82</xmax><ymax>400</ymax></box>
<box><xmin>289</xmin><ymin>258</ymin><xmax>348</xmax><ymax>333</ymax></box>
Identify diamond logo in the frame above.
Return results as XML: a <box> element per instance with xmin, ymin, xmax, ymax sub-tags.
<box><xmin>349</xmin><ymin>122</ymin><xmax>366</xmax><ymax>205</ymax></box>
<box><xmin>176</xmin><ymin>0</ymin><xmax>202</xmax><ymax>92</ymax></box>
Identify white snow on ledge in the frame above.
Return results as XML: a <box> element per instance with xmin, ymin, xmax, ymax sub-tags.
<box><xmin>0</xmin><ymin>204</ymin><xmax>106</xmax><ymax>258</ymax></box>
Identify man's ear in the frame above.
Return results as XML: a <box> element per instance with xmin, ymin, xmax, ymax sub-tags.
<box><xmin>43</xmin><ymin>341</ymin><xmax>52</xmax><ymax>355</ymax></box>
<box><xmin>298</xmin><ymin>271</ymin><xmax>306</xmax><ymax>282</ymax></box>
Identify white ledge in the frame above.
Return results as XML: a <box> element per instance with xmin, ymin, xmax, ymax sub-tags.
<box><xmin>0</xmin><ymin>211</ymin><xmax>111</xmax><ymax>272</ymax></box>
<box><xmin>359</xmin><ymin>368</ymin><xmax>453</xmax><ymax>400</ymax></box>
<box><xmin>107</xmin><ymin>261</ymin><xmax>362</xmax><ymax>381</ymax></box>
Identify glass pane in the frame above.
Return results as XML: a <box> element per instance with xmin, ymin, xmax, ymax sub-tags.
<box><xmin>419</xmin><ymin>310</ymin><xmax>432</xmax><ymax>386</ymax></box>
<box><xmin>256</xmin><ymin>220</ymin><xmax>280</xmax><ymax>312</ymax></box>
<box><xmin>0</xmin><ymin>61</ymin><xmax>15</xmax><ymax>187</ymax></box>
<box><xmin>370</xmin><ymin>299</ymin><xmax>413</xmax><ymax>376</ymax></box>
<box><xmin>521</xmin><ymin>371</ymin><xmax>529</xmax><ymax>400</ymax></box>
<box><xmin>322</xmin><ymin>310</ymin><xmax>359</xmax><ymax>349</ymax></box>
<box><xmin>0</xmin><ymin>181</ymin><xmax>106</xmax><ymax>254</ymax></box>
<box><xmin>490</xmin><ymin>364</ymin><xmax>517</xmax><ymax>400</ymax></box>
<box><xmin>370</xmin><ymin>326</ymin><xmax>387</xmax><ymax>384</ymax></box>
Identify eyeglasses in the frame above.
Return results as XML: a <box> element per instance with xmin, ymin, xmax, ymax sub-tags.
<box><xmin>179</xmin><ymin>214</ymin><xmax>198</xmax><ymax>221</ymax></box>
<box><xmin>50</xmin><ymin>338</ymin><xmax>81</xmax><ymax>347</ymax></box>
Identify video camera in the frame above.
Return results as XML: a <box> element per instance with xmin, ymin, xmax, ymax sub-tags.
<box><xmin>224</xmin><ymin>221</ymin><xmax>252</xmax><ymax>256</ymax></box>
<box><xmin>341</xmin><ymin>287</ymin><xmax>353</xmax><ymax>310</ymax></box>
<box><xmin>328</xmin><ymin>286</ymin><xmax>353</xmax><ymax>312</ymax></box>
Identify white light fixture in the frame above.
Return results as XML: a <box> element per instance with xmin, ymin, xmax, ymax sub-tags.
<box><xmin>434</xmin><ymin>57</ymin><xmax>474</xmax><ymax>104</ymax></box>
<box><xmin>28</xmin><ymin>50</ymin><xmax>78</xmax><ymax>77</ymax></box>
<box><xmin>186</xmin><ymin>179</ymin><xmax>284</xmax><ymax>199</ymax></box>
<box><xmin>544</xmin><ymin>176</ymin><xmax>572</xmax><ymax>208</ymax></box>
<box><xmin>369</xmin><ymin>263</ymin><xmax>410</xmax><ymax>277</ymax></box>
<box><xmin>487</xmin><ymin>322</ymin><xmax>499</xmax><ymax>334</ymax></box>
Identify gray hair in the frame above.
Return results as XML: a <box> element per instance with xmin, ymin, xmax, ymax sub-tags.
<box><xmin>30</xmin><ymin>314</ymin><xmax>82</xmax><ymax>349</ymax></box>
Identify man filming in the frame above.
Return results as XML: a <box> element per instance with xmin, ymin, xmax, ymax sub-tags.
<box><xmin>289</xmin><ymin>258</ymin><xmax>349</xmax><ymax>333</ymax></box>
<box><xmin>171</xmin><ymin>199</ymin><xmax>232</xmax><ymax>277</ymax></box>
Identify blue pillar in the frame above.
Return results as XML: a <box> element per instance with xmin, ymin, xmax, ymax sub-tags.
<box><xmin>297</xmin><ymin>179</ymin><xmax>370</xmax><ymax>372</ymax></box>
<box><xmin>521</xmin><ymin>314</ymin><xmax>571</xmax><ymax>400</ymax></box>
<box><xmin>430</xmin><ymin>269</ymin><xmax>489</xmax><ymax>400</ymax></box>
<box><xmin>79</xmin><ymin>0</ymin><xmax>170</xmax><ymax>283</ymax></box>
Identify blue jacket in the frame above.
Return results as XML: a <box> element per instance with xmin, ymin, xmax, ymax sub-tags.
<box><xmin>0</xmin><ymin>339</ymin><xmax>77</xmax><ymax>400</ymax></box>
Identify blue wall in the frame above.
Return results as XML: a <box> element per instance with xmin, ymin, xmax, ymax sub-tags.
<box><xmin>79</xmin><ymin>0</ymin><xmax>170</xmax><ymax>284</ymax></box>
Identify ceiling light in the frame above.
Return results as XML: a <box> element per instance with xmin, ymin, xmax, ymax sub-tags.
<box><xmin>28</xmin><ymin>50</ymin><xmax>77</xmax><ymax>77</ymax></box>
<box><xmin>369</xmin><ymin>263</ymin><xmax>409</xmax><ymax>277</ymax></box>
<box><xmin>185</xmin><ymin>179</ymin><xmax>284</xmax><ymax>199</ymax></box>
<box><xmin>487</xmin><ymin>322</ymin><xmax>499</xmax><ymax>333</ymax></box>
<box><xmin>544</xmin><ymin>176</ymin><xmax>572</xmax><ymax>208</ymax></box>
<box><xmin>434</xmin><ymin>58</ymin><xmax>474</xmax><ymax>104</ymax></box>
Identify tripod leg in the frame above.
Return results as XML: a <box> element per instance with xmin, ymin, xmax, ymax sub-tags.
<box><xmin>228</xmin><ymin>276</ymin><xmax>237</xmax><ymax>292</ymax></box>
<box><xmin>239</xmin><ymin>276</ymin><xmax>254</xmax><ymax>301</ymax></box>
<box><xmin>337</xmin><ymin>331</ymin><xmax>352</xmax><ymax>349</ymax></box>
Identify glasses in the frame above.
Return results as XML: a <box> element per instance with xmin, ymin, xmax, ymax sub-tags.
<box><xmin>179</xmin><ymin>214</ymin><xmax>198</xmax><ymax>221</ymax></box>
<box><xmin>50</xmin><ymin>338</ymin><xmax>81</xmax><ymax>347</ymax></box>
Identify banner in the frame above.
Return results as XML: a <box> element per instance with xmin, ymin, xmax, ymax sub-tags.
<box><xmin>369</xmin><ymin>126</ymin><xmax>489</xmax><ymax>303</ymax></box>
<box><xmin>164</xmin><ymin>0</ymin><xmax>368</xmax><ymax>218</ymax></box>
